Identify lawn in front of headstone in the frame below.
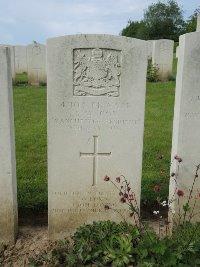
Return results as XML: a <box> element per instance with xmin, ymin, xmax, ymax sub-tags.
<box><xmin>13</xmin><ymin>79</ymin><xmax>175</xmax><ymax>213</ymax></box>
<box><xmin>142</xmin><ymin>81</ymin><xmax>175</xmax><ymax>209</ymax></box>
<box><xmin>13</xmin><ymin>84</ymin><xmax>47</xmax><ymax>210</ymax></box>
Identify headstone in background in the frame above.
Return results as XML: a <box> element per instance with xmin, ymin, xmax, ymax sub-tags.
<box><xmin>152</xmin><ymin>39</ymin><xmax>174</xmax><ymax>81</ymax></box>
<box><xmin>197</xmin><ymin>14</ymin><xmax>200</xmax><ymax>32</ymax></box>
<box><xmin>169</xmin><ymin>32</ymin><xmax>200</xmax><ymax>225</ymax></box>
<box><xmin>14</xmin><ymin>45</ymin><xmax>27</xmax><ymax>73</ymax></box>
<box><xmin>27</xmin><ymin>43</ymin><xmax>46</xmax><ymax>85</ymax></box>
<box><xmin>0</xmin><ymin>44</ymin><xmax>16</xmax><ymax>82</ymax></box>
<box><xmin>47</xmin><ymin>34</ymin><xmax>148</xmax><ymax>240</ymax></box>
<box><xmin>176</xmin><ymin>46</ymin><xmax>179</xmax><ymax>58</ymax></box>
<box><xmin>147</xmin><ymin>40</ymin><xmax>154</xmax><ymax>60</ymax></box>
<box><xmin>0</xmin><ymin>46</ymin><xmax>18</xmax><ymax>244</ymax></box>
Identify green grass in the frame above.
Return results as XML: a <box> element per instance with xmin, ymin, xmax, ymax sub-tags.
<box><xmin>14</xmin><ymin>85</ymin><xmax>47</xmax><ymax>210</ymax></box>
<box><xmin>15</xmin><ymin>72</ymin><xmax>28</xmax><ymax>85</ymax></box>
<box><xmin>141</xmin><ymin>81</ymin><xmax>175</xmax><ymax>207</ymax></box>
<box><xmin>14</xmin><ymin>66</ymin><xmax>177</xmax><ymax>211</ymax></box>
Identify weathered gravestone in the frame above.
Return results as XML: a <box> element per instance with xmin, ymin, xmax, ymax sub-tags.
<box><xmin>0</xmin><ymin>46</ymin><xmax>18</xmax><ymax>244</ymax></box>
<box><xmin>176</xmin><ymin>46</ymin><xmax>179</xmax><ymax>58</ymax></box>
<box><xmin>47</xmin><ymin>34</ymin><xmax>147</xmax><ymax>240</ymax></box>
<box><xmin>152</xmin><ymin>39</ymin><xmax>174</xmax><ymax>81</ymax></box>
<box><xmin>27</xmin><ymin>43</ymin><xmax>46</xmax><ymax>85</ymax></box>
<box><xmin>197</xmin><ymin>14</ymin><xmax>200</xmax><ymax>32</ymax></box>
<box><xmin>0</xmin><ymin>45</ymin><xmax>16</xmax><ymax>82</ymax></box>
<box><xmin>169</xmin><ymin>32</ymin><xmax>200</xmax><ymax>225</ymax></box>
<box><xmin>14</xmin><ymin>45</ymin><xmax>27</xmax><ymax>73</ymax></box>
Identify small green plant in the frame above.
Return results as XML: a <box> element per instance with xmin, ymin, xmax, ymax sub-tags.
<box><xmin>71</xmin><ymin>220</ymin><xmax>139</xmax><ymax>266</ymax></box>
<box><xmin>152</xmin><ymin>156</ymin><xmax>200</xmax><ymax>230</ymax></box>
<box><xmin>39</xmin><ymin>80</ymin><xmax>47</xmax><ymax>86</ymax></box>
<box><xmin>167</xmin><ymin>73</ymin><xmax>176</xmax><ymax>81</ymax></box>
<box><xmin>27</xmin><ymin>157</ymin><xmax>200</xmax><ymax>266</ymax></box>
<box><xmin>147</xmin><ymin>62</ymin><xmax>159</xmax><ymax>82</ymax></box>
<box><xmin>28</xmin><ymin>221</ymin><xmax>140</xmax><ymax>267</ymax></box>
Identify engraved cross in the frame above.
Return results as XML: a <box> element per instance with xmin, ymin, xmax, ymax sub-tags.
<box><xmin>80</xmin><ymin>136</ymin><xmax>111</xmax><ymax>186</ymax></box>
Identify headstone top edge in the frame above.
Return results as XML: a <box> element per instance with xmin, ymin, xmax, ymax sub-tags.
<box><xmin>0</xmin><ymin>46</ymin><xmax>9</xmax><ymax>52</ymax></box>
<box><xmin>26</xmin><ymin>43</ymin><xmax>46</xmax><ymax>48</ymax></box>
<box><xmin>47</xmin><ymin>34</ymin><xmax>147</xmax><ymax>46</ymax></box>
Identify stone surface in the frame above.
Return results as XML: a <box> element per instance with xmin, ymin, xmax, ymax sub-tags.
<box><xmin>152</xmin><ymin>39</ymin><xmax>174</xmax><ymax>80</ymax></box>
<box><xmin>0</xmin><ymin>45</ymin><xmax>16</xmax><ymax>81</ymax></box>
<box><xmin>176</xmin><ymin>46</ymin><xmax>179</xmax><ymax>58</ymax></box>
<box><xmin>14</xmin><ymin>45</ymin><xmax>27</xmax><ymax>73</ymax></box>
<box><xmin>47</xmin><ymin>34</ymin><xmax>147</xmax><ymax>240</ymax></box>
<box><xmin>197</xmin><ymin>14</ymin><xmax>200</xmax><ymax>32</ymax></box>
<box><xmin>27</xmin><ymin>43</ymin><xmax>46</xmax><ymax>85</ymax></box>
<box><xmin>0</xmin><ymin>46</ymin><xmax>18</xmax><ymax>244</ymax></box>
<box><xmin>169</xmin><ymin>32</ymin><xmax>200</xmax><ymax>225</ymax></box>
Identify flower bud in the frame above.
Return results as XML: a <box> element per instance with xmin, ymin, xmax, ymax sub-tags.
<box><xmin>116</xmin><ymin>177</ymin><xmax>121</xmax><ymax>183</ymax></box>
<box><xmin>104</xmin><ymin>175</ymin><xmax>110</xmax><ymax>181</ymax></box>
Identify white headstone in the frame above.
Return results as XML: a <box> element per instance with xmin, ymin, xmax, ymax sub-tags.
<box><xmin>152</xmin><ymin>39</ymin><xmax>174</xmax><ymax>81</ymax></box>
<box><xmin>0</xmin><ymin>46</ymin><xmax>18</xmax><ymax>244</ymax></box>
<box><xmin>0</xmin><ymin>45</ymin><xmax>16</xmax><ymax>81</ymax></box>
<box><xmin>14</xmin><ymin>45</ymin><xmax>27</xmax><ymax>73</ymax></box>
<box><xmin>176</xmin><ymin>46</ymin><xmax>179</xmax><ymax>58</ymax></box>
<box><xmin>169</xmin><ymin>32</ymin><xmax>200</xmax><ymax>225</ymax></box>
<box><xmin>197</xmin><ymin>14</ymin><xmax>200</xmax><ymax>32</ymax></box>
<box><xmin>27</xmin><ymin>43</ymin><xmax>46</xmax><ymax>85</ymax></box>
<box><xmin>47</xmin><ymin>34</ymin><xmax>147</xmax><ymax>240</ymax></box>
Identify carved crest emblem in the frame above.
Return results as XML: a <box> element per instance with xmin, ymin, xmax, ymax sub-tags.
<box><xmin>73</xmin><ymin>48</ymin><xmax>121</xmax><ymax>96</ymax></box>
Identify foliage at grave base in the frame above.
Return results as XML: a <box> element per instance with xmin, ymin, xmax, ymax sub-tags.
<box><xmin>147</xmin><ymin>62</ymin><xmax>159</xmax><ymax>82</ymax></box>
<box><xmin>167</xmin><ymin>73</ymin><xmax>176</xmax><ymax>82</ymax></box>
<box><xmin>39</xmin><ymin>80</ymin><xmax>47</xmax><ymax>86</ymax></box>
<box><xmin>28</xmin><ymin>220</ymin><xmax>200</xmax><ymax>267</ymax></box>
<box><xmin>14</xmin><ymin>72</ymin><xmax>28</xmax><ymax>85</ymax></box>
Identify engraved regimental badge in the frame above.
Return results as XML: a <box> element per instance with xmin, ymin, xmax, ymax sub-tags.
<box><xmin>73</xmin><ymin>48</ymin><xmax>121</xmax><ymax>97</ymax></box>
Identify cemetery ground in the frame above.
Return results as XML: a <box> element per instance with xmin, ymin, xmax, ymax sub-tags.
<box><xmin>1</xmin><ymin>74</ymin><xmax>176</xmax><ymax>266</ymax></box>
<box><xmin>3</xmin><ymin>54</ymin><xmax>200</xmax><ymax>266</ymax></box>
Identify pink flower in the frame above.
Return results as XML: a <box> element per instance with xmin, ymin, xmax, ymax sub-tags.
<box><xmin>153</xmin><ymin>185</ymin><xmax>160</xmax><ymax>192</ymax></box>
<box><xmin>116</xmin><ymin>177</ymin><xmax>121</xmax><ymax>183</ymax></box>
<box><xmin>177</xmin><ymin>190</ymin><xmax>184</xmax><ymax>197</ymax></box>
<box><xmin>174</xmin><ymin>155</ymin><xmax>182</xmax><ymax>162</ymax></box>
<box><xmin>128</xmin><ymin>194</ymin><xmax>135</xmax><ymax>201</ymax></box>
<box><xmin>104</xmin><ymin>175</ymin><xmax>110</xmax><ymax>181</ymax></box>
